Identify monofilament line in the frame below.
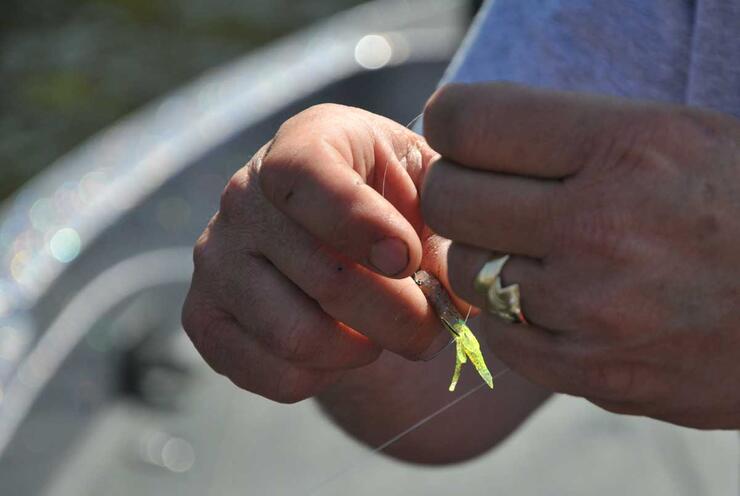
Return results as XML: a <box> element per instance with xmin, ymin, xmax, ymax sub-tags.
<box><xmin>306</xmin><ymin>368</ymin><xmax>511</xmax><ymax>496</ymax></box>
<box><xmin>405</xmin><ymin>111</ymin><xmax>424</xmax><ymax>130</ymax></box>
<box><xmin>380</xmin><ymin>111</ymin><xmax>425</xmax><ymax>199</ymax></box>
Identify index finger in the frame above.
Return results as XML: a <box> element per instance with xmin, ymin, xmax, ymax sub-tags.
<box><xmin>423</xmin><ymin>82</ymin><xmax>638</xmax><ymax>178</ymax></box>
<box><xmin>258</xmin><ymin>105</ymin><xmax>435</xmax><ymax>278</ymax></box>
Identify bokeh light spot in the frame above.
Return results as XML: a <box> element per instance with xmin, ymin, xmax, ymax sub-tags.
<box><xmin>29</xmin><ymin>198</ymin><xmax>55</xmax><ymax>231</ymax></box>
<box><xmin>78</xmin><ymin>170</ymin><xmax>108</xmax><ymax>204</ymax></box>
<box><xmin>10</xmin><ymin>251</ymin><xmax>30</xmax><ymax>282</ymax></box>
<box><xmin>49</xmin><ymin>228</ymin><xmax>81</xmax><ymax>263</ymax></box>
<box><xmin>138</xmin><ymin>432</ymin><xmax>195</xmax><ymax>473</ymax></box>
<box><xmin>162</xmin><ymin>437</ymin><xmax>196</xmax><ymax>473</ymax></box>
<box><xmin>354</xmin><ymin>34</ymin><xmax>393</xmax><ymax>70</ymax></box>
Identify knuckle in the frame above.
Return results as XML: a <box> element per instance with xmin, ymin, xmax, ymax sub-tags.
<box><xmin>269</xmin><ymin>315</ymin><xmax>320</xmax><ymax>363</ymax></box>
<box><xmin>260</xmin><ymin>105</ymin><xmax>352</xmax><ymax>208</ymax></box>
<box><xmin>181</xmin><ymin>296</ymin><xmax>211</xmax><ymax>347</ymax></box>
<box><xmin>272</xmin><ymin>104</ymin><xmax>353</xmax><ymax>155</ymax></box>
<box><xmin>648</xmin><ymin>108</ymin><xmax>691</xmax><ymax>139</ymax></box>
<box><xmin>564</xmin><ymin>208</ymin><xmax>632</xmax><ymax>262</ymax></box>
<box><xmin>219</xmin><ymin>170</ymin><xmax>250</xmax><ymax>220</ymax></box>
<box><xmin>190</xmin><ymin>215</ymin><xmax>257</xmax><ymax>294</ymax></box>
<box><xmin>578</xmin><ymin>308</ymin><xmax>620</xmax><ymax>340</ymax></box>
<box><xmin>274</xmin><ymin>368</ymin><xmax>315</xmax><ymax>404</ymax></box>
<box><xmin>601</xmin><ymin>107</ymin><xmax>718</xmax><ymax>175</ymax></box>
<box><xmin>577</xmin><ymin>290</ymin><xmax>657</xmax><ymax>346</ymax></box>
<box><xmin>192</xmin><ymin>228</ymin><xmax>212</xmax><ymax>269</ymax></box>
<box><xmin>650</xmin><ymin>107</ymin><xmax>716</xmax><ymax>145</ymax></box>
<box><xmin>202</xmin><ymin>334</ymin><xmax>231</xmax><ymax>377</ymax></box>
<box><xmin>258</xmin><ymin>140</ymin><xmax>313</xmax><ymax>209</ymax></box>
<box><xmin>180</xmin><ymin>299</ymin><xmax>201</xmax><ymax>343</ymax></box>
<box><xmin>299</xmin><ymin>102</ymin><xmax>347</xmax><ymax>120</ymax></box>
<box><xmin>183</xmin><ymin>311</ymin><xmax>230</xmax><ymax>377</ymax></box>
<box><xmin>581</xmin><ymin>356</ymin><xmax>642</xmax><ymax>401</ymax></box>
<box><xmin>577</xmin><ymin>113</ymin><xmax>656</xmax><ymax>176</ymax></box>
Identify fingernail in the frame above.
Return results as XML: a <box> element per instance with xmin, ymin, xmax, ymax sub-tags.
<box><xmin>369</xmin><ymin>238</ymin><xmax>409</xmax><ymax>276</ymax></box>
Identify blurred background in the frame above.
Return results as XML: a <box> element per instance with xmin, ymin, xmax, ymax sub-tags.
<box><xmin>1</xmin><ymin>0</ymin><xmax>397</xmax><ymax>200</ymax></box>
<box><xmin>0</xmin><ymin>1</ymin><xmax>736</xmax><ymax>495</ymax></box>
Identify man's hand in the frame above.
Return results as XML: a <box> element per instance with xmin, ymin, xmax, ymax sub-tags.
<box><xmin>181</xmin><ymin>104</ymin><xmax>452</xmax><ymax>403</ymax></box>
<box><xmin>421</xmin><ymin>82</ymin><xmax>740</xmax><ymax>429</ymax></box>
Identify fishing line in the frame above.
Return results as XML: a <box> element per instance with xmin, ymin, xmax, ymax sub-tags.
<box><xmin>301</xmin><ymin>110</ymin><xmax>512</xmax><ymax>494</ymax></box>
<box><xmin>405</xmin><ymin>111</ymin><xmax>424</xmax><ymax>131</ymax></box>
<box><xmin>208</xmin><ymin>109</ymin><xmax>479</xmax><ymax>494</ymax></box>
<box><xmin>306</xmin><ymin>368</ymin><xmax>511</xmax><ymax>496</ymax></box>
<box><xmin>380</xmin><ymin>111</ymin><xmax>424</xmax><ymax>198</ymax></box>
<box><xmin>303</xmin><ymin>108</ymin><xmax>508</xmax><ymax>486</ymax></box>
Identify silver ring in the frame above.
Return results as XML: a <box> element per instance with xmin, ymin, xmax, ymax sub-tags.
<box><xmin>474</xmin><ymin>255</ymin><xmax>527</xmax><ymax>324</ymax></box>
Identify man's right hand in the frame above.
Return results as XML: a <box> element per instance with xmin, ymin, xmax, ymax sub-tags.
<box><xmin>181</xmin><ymin>104</ymin><xmax>451</xmax><ymax>403</ymax></box>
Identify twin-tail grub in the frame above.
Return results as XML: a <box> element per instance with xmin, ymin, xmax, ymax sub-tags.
<box><xmin>412</xmin><ymin>270</ymin><xmax>494</xmax><ymax>391</ymax></box>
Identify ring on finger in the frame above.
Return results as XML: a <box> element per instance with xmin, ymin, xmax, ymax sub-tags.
<box><xmin>474</xmin><ymin>255</ymin><xmax>528</xmax><ymax>324</ymax></box>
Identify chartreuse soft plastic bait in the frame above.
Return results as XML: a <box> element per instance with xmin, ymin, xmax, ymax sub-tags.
<box><xmin>413</xmin><ymin>271</ymin><xmax>494</xmax><ymax>391</ymax></box>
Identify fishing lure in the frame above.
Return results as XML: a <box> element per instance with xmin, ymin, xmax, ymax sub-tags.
<box><xmin>413</xmin><ymin>270</ymin><xmax>494</xmax><ymax>391</ymax></box>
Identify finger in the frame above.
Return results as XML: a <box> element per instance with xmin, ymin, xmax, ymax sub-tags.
<box><xmin>480</xmin><ymin>313</ymin><xmax>665</xmax><ymax>404</ymax></box>
<box><xmin>186</xmin><ymin>313</ymin><xmax>341</xmax><ymax>404</ymax></box>
<box><xmin>257</xmin><ymin>107</ymin><xmax>433</xmax><ymax>278</ymax></box>
<box><xmin>209</xmin><ymin>254</ymin><xmax>382</xmax><ymax>370</ymax></box>
<box><xmin>424</xmin><ymin>82</ymin><xmax>636</xmax><ymax>178</ymax></box>
<box><xmin>421</xmin><ymin>158</ymin><xmax>560</xmax><ymax>257</ymax></box>
<box><xmin>446</xmin><ymin>242</ymin><xmax>574</xmax><ymax>331</ymax></box>
<box><xmin>255</xmin><ymin>208</ymin><xmax>450</xmax><ymax>361</ymax></box>
<box><xmin>478</xmin><ymin>315</ymin><xmax>583</xmax><ymax>396</ymax></box>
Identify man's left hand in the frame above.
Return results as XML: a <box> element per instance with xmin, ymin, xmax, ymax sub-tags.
<box><xmin>421</xmin><ymin>82</ymin><xmax>740</xmax><ymax>429</ymax></box>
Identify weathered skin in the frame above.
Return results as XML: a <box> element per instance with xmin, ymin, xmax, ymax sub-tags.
<box><xmin>413</xmin><ymin>270</ymin><xmax>494</xmax><ymax>391</ymax></box>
